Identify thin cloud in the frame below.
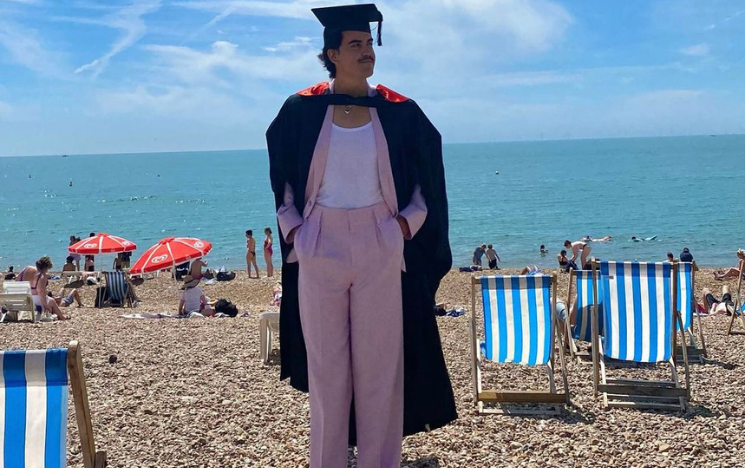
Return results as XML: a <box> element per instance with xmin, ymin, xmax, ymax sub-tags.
<box><xmin>0</xmin><ymin>19</ymin><xmax>65</xmax><ymax>77</ymax></box>
<box><xmin>73</xmin><ymin>0</ymin><xmax>162</xmax><ymax>78</ymax></box>
<box><xmin>679</xmin><ymin>43</ymin><xmax>710</xmax><ymax>56</ymax></box>
<box><xmin>0</xmin><ymin>0</ymin><xmax>42</xmax><ymax>5</ymax></box>
<box><xmin>263</xmin><ymin>36</ymin><xmax>314</xmax><ymax>52</ymax></box>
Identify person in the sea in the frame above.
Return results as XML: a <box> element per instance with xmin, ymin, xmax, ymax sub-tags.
<box><xmin>540</xmin><ymin>244</ymin><xmax>548</xmax><ymax>255</ymax></box>
<box><xmin>485</xmin><ymin>244</ymin><xmax>500</xmax><ymax>270</ymax></box>
<box><xmin>264</xmin><ymin>227</ymin><xmax>274</xmax><ymax>277</ymax></box>
<box><xmin>557</xmin><ymin>249</ymin><xmax>577</xmax><ymax>273</ymax></box>
<box><xmin>266</xmin><ymin>4</ymin><xmax>456</xmax><ymax>466</ymax></box>
<box><xmin>245</xmin><ymin>230</ymin><xmax>259</xmax><ymax>278</ymax></box>
<box><xmin>472</xmin><ymin>244</ymin><xmax>486</xmax><ymax>267</ymax></box>
<box><xmin>713</xmin><ymin>249</ymin><xmax>745</xmax><ymax>280</ymax></box>
<box><xmin>564</xmin><ymin>240</ymin><xmax>591</xmax><ymax>270</ymax></box>
<box><xmin>15</xmin><ymin>256</ymin><xmax>69</xmax><ymax>320</ymax></box>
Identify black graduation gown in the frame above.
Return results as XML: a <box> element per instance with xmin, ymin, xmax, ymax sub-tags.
<box><xmin>266</xmin><ymin>83</ymin><xmax>457</xmax><ymax>444</ymax></box>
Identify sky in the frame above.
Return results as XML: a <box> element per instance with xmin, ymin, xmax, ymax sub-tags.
<box><xmin>0</xmin><ymin>0</ymin><xmax>744</xmax><ymax>157</ymax></box>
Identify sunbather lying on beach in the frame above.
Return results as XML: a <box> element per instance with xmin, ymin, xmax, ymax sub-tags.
<box><xmin>701</xmin><ymin>286</ymin><xmax>734</xmax><ymax>315</ymax></box>
<box><xmin>47</xmin><ymin>288</ymin><xmax>84</xmax><ymax>308</ymax></box>
<box><xmin>520</xmin><ymin>266</ymin><xmax>542</xmax><ymax>275</ymax></box>
<box><xmin>713</xmin><ymin>250</ymin><xmax>745</xmax><ymax>280</ymax></box>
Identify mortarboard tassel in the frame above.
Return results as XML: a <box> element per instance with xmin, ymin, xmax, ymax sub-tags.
<box><xmin>377</xmin><ymin>20</ymin><xmax>382</xmax><ymax>46</ymax></box>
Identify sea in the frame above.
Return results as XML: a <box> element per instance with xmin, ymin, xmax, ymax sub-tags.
<box><xmin>1</xmin><ymin>134</ymin><xmax>743</xmax><ymax>272</ymax></box>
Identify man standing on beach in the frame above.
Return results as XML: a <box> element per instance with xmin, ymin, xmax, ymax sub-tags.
<box><xmin>266</xmin><ymin>4</ymin><xmax>456</xmax><ymax>467</ymax></box>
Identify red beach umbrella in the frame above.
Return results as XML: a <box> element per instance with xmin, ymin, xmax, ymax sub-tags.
<box><xmin>68</xmin><ymin>233</ymin><xmax>137</xmax><ymax>254</ymax></box>
<box><xmin>129</xmin><ymin>237</ymin><xmax>212</xmax><ymax>275</ymax></box>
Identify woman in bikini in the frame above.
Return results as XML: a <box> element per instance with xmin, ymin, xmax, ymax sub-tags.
<box><xmin>264</xmin><ymin>227</ymin><xmax>274</xmax><ymax>278</ymax></box>
<box><xmin>15</xmin><ymin>256</ymin><xmax>69</xmax><ymax>320</ymax></box>
<box><xmin>245</xmin><ymin>230</ymin><xmax>259</xmax><ymax>278</ymax></box>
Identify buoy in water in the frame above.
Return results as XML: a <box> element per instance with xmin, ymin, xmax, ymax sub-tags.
<box><xmin>495</xmin><ymin>171</ymin><xmax>500</xmax><ymax>175</ymax></box>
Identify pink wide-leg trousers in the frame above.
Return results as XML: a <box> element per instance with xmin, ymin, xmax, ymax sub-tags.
<box><xmin>295</xmin><ymin>201</ymin><xmax>404</xmax><ymax>468</ymax></box>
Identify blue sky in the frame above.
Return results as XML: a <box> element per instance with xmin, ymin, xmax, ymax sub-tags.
<box><xmin>0</xmin><ymin>0</ymin><xmax>743</xmax><ymax>156</ymax></box>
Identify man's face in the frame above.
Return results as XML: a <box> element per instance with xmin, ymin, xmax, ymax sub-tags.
<box><xmin>328</xmin><ymin>30</ymin><xmax>375</xmax><ymax>80</ymax></box>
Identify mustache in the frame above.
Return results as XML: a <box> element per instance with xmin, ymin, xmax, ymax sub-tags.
<box><xmin>359</xmin><ymin>56</ymin><xmax>374</xmax><ymax>62</ymax></box>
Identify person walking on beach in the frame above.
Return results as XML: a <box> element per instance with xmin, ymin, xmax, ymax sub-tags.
<box><xmin>485</xmin><ymin>244</ymin><xmax>500</xmax><ymax>270</ymax></box>
<box><xmin>267</xmin><ymin>4</ymin><xmax>456</xmax><ymax>467</ymax></box>
<box><xmin>245</xmin><ymin>230</ymin><xmax>259</xmax><ymax>278</ymax></box>
<box><xmin>472</xmin><ymin>244</ymin><xmax>486</xmax><ymax>267</ymax></box>
<box><xmin>565</xmin><ymin>239</ymin><xmax>591</xmax><ymax>270</ymax></box>
<box><xmin>264</xmin><ymin>227</ymin><xmax>274</xmax><ymax>277</ymax></box>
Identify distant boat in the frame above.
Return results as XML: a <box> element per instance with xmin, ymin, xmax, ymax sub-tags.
<box><xmin>62</xmin><ymin>154</ymin><xmax>68</xmax><ymax>158</ymax></box>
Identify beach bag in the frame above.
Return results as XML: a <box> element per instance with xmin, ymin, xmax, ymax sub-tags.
<box><xmin>216</xmin><ymin>271</ymin><xmax>236</xmax><ymax>282</ymax></box>
<box><xmin>214</xmin><ymin>298</ymin><xmax>238</xmax><ymax>317</ymax></box>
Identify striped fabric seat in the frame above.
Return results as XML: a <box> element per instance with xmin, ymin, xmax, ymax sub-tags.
<box><xmin>480</xmin><ymin>275</ymin><xmax>553</xmax><ymax>366</ymax></box>
<box><xmin>0</xmin><ymin>349</ymin><xmax>69</xmax><ymax>468</ymax></box>
<box><xmin>572</xmin><ymin>270</ymin><xmax>603</xmax><ymax>342</ymax></box>
<box><xmin>599</xmin><ymin>261</ymin><xmax>673</xmax><ymax>363</ymax></box>
<box><xmin>104</xmin><ymin>271</ymin><xmax>127</xmax><ymax>305</ymax></box>
<box><xmin>676</xmin><ymin>262</ymin><xmax>694</xmax><ymax>331</ymax></box>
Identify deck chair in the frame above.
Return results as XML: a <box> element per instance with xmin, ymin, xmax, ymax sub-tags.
<box><xmin>591</xmin><ymin>261</ymin><xmax>690</xmax><ymax>411</ymax></box>
<box><xmin>470</xmin><ymin>274</ymin><xmax>570</xmax><ymax>415</ymax></box>
<box><xmin>564</xmin><ymin>270</ymin><xmax>603</xmax><ymax>361</ymax></box>
<box><xmin>259</xmin><ymin>311</ymin><xmax>280</xmax><ymax>364</ymax></box>
<box><xmin>101</xmin><ymin>271</ymin><xmax>131</xmax><ymax>308</ymax></box>
<box><xmin>0</xmin><ymin>341</ymin><xmax>107</xmax><ymax>468</ymax></box>
<box><xmin>727</xmin><ymin>259</ymin><xmax>745</xmax><ymax>335</ymax></box>
<box><xmin>676</xmin><ymin>262</ymin><xmax>707</xmax><ymax>362</ymax></box>
<box><xmin>1</xmin><ymin>281</ymin><xmax>36</xmax><ymax>322</ymax></box>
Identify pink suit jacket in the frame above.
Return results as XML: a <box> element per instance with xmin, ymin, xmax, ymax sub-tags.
<box><xmin>276</xmin><ymin>85</ymin><xmax>427</xmax><ymax>266</ymax></box>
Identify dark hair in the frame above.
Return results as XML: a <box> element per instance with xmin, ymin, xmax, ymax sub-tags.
<box><xmin>36</xmin><ymin>256</ymin><xmax>53</xmax><ymax>271</ymax></box>
<box><xmin>487</xmin><ymin>244</ymin><xmax>492</xmax><ymax>249</ymax></box>
<box><xmin>540</xmin><ymin>244</ymin><xmax>545</xmax><ymax>249</ymax></box>
<box><xmin>89</xmin><ymin>232</ymin><xmax>95</xmax><ymax>237</ymax></box>
<box><xmin>560</xmin><ymin>250</ymin><xmax>567</xmax><ymax>256</ymax></box>
<box><xmin>66</xmin><ymin>255</ymin><xmax>74</xmax><ymax>263</ymax></box>
<box><xmin>564</xmin><ymin>240</ymin><xmax>571</xmax><ymax>247</ymax></box>
<box><xmin>683</xmin><ymin>247</ymin><xmax>690</xmax><ymax>253</ymax></box>
<box><xmin>666</xmin><ymin>252</ymin><xmax>674</xmax><ymax>259</ymax></box>
<box><xmin>246</xmin><ymin>230</ymin><xmax>253</xmax><ymax>236</ymax></box>
<box><xmin>265</xmin><ymin>227</ymin><xmax>272</xmax><ymax>235</ymax></box>
<box><xmin>318</xmin><ymin>29</ymin><xmax>343</xmax><ymax>78</ymax></box>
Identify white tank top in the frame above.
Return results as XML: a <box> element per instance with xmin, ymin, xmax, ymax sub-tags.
<box><xmin>316</xmin><ymin>121</ymin><xmax>384</xmax><ymax>209</ymax></box>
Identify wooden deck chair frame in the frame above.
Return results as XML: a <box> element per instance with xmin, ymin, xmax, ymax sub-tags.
<box><xmin>68</xmin><ymin>341</ymin><xmax>108</xmax><ymax>468</ymax></box>
<box><xmin>470</xmin><ymin>274</ymin><xmax>570</xmax><ymax>415</ymax></box>
<box><xmin>675</xmin><ymin>262</ymin><xmax>707</xmax><ymax>362</ymax></box>
<box><xmin>101</xmin><ymin>271</ymin><xmax>132</xmax><ymax>309</ymax></box>
<box><xmin>563</xmin><ymin>269</ymin><xmax>600</xmax><ymax>363</ymax></box>
<box><xmin>590</xmin><ymin>260</ymin><xmax>690</xmax><ymax>411</ymax></box>
<box><xmin>727</xmin><ymin>259</ymin><xmax>745</xmax><ymax>335</ymax></box>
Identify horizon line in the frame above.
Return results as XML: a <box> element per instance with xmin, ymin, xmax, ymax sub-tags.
<box><xmin>1</xmin><ymin>132</ymin><xmax>742</xmax><ymax>159</ymax></box>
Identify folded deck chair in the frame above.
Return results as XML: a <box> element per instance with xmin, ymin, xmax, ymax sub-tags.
<box><xmin>564</xmin><ymin>270</ymin><xmax>603</xmax><ymax>361</ymax></box>
<box><xmin>102</xmin><ymin>271</ymin><xmax>131</xmax><ymax>308</ymax></box>
<box><xmin>1</xmin><ymin>281</ymin><xmax>36</xmax><ymax>322</ymax></box>
<box><xmin>0</xmin><ymin>341</ymin><xmax>106</xmax><ymax>468</ymax></box>
<box><xmin>727</xmin><ymin>260</ymin><xmax>745</xmax><ymax>335</ymax></box>
<box><xmin>676</xmin><ymin>262</ymin><xmax>707</xmax><ymax>362</ymax></box>
<box><xmin>259</xmin><ymin>311</ymin><xmax>280</xmax><ymax>364</ymax></box>
<box><xmin>470</xmin><ymin>275</ymin><xmax>570</xmax><ymax>415</ymax></box>
<box><xmin>591</xmin><ymin>261</ymin><xmax>690</xmax><ymax>411</ymax></box>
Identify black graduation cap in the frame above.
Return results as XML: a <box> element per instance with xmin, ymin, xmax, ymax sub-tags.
<box><xmin>312</xmin><ymin>3</ymin><xmax>383</xmax><ymax>46</ymax></box>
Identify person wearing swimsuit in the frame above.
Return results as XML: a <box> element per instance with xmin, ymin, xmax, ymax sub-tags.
<box><xmin>16</xmin><ymin>256</ymin><xmax>69</xmax><ymax>320</ymax></box>
<box><xmin>245</xmin><ymin>230</ymin><xmax>259</xmax><ymax>278</ymax></box>
<box><xmin>564</xmin><ymin>239</ymin><xmax>592</xmax><ymax>270</ymax></box>
<box><xmin>264</xmin><ymin>227</ymin><xmax>274</xmax><ymax>277</ymax></box>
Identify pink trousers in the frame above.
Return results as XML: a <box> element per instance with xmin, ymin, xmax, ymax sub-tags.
<box><xmin>295</xmin><ymin>201</ymin><xmax>404</xmax><ymax>468</ymax></box>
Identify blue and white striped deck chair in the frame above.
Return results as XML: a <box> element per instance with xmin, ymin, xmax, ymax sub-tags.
<box><xmin>591</xmin><ymin>261</ymin><xmax>690</xmax><ymax>411</ymax></box>
<box><xmin>0</xmin><ymin>341</ymin><xmax>106</xmax><ymax>468</ymax></box>
<box><xmin>470</xmin><ymin>275</ymin><xmax>570</xmax><ymax>415</ymax></box>
<box><xmin>102</xmin><ymin>271</ymin><xmax>130</xmax><ymax>308</ymax></box>
<box><xmin>564</xmin><ymin>270</ymin><xmax>603</xmax><ymax>361</ymax></box>
<box><xmin>676</xmin><ymin>262</ymin><xmax>707</xmax><ymax>361</ymax></box>
<box><xmin>727</xmin><ymin>259</ymin><xmax>745</xmax><ymax>335</ymax></box>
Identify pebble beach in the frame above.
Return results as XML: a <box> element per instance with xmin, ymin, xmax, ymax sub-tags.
<box><xmin>2</xmin><ymin>267</ymin><xmax>745</xmax><ymax>468</ymax></box>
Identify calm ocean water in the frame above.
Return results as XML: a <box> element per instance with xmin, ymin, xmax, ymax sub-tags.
<box><xmin>1</xmin><ymin>134</ymin><xmax>743</xmax><ymax>271</ymax></box>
